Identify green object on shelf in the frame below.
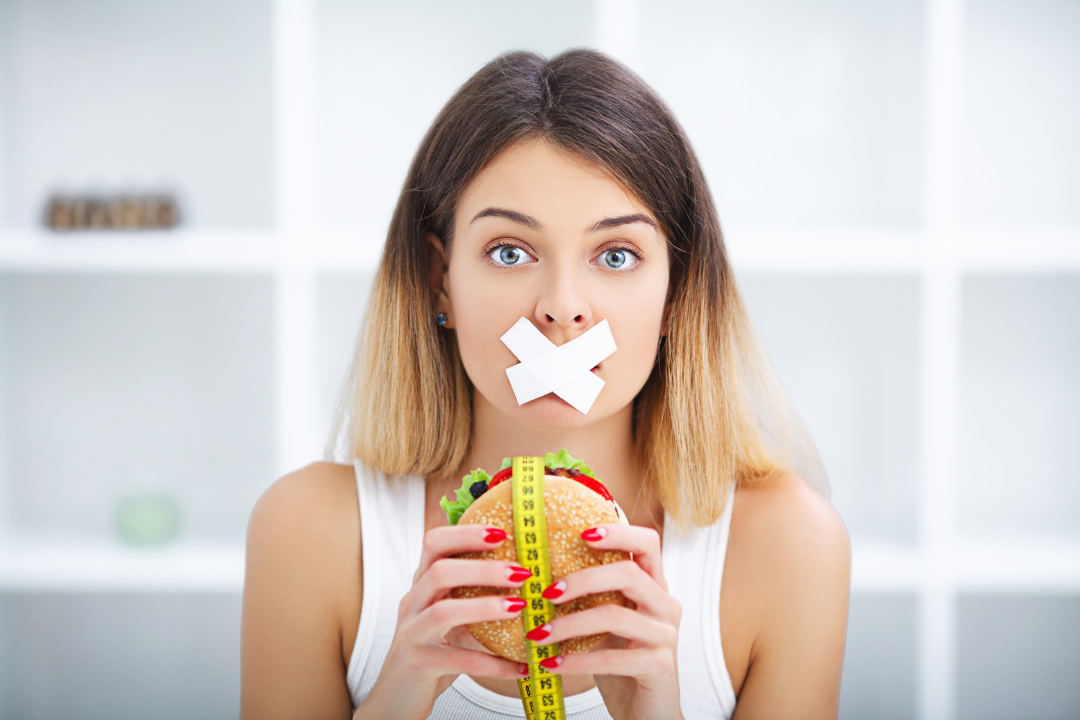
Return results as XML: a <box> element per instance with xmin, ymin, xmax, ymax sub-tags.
<box><xmin>115</xmin><ymin>494</ymin><xmax>181</xmax><ymax>546</ymax></box>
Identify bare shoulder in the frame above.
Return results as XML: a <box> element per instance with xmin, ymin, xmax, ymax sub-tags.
<box><xmin>733</xmin><ymin>472</ymin><xmax>850</xmax><ymax>576</ymax></box>
<box><xmin>241</xmin><ymin>461</ymin><xmax>360</xmax><ymax>720</ymax></box>
<box><xmin>724</xmin><ymin>474</ymin><xmax>851</xmax><ymax>718</ymax></box>
<box><xmin>245</xmin><ymin>460</ymin><xmax>361</xmax><ymax>638</ymax></box>
<box><xmin>248</xmin><ymin>460</ymin><xmax>359</xmax><ymax>546</ymax></box>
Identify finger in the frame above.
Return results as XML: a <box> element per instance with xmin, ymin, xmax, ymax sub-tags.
<box><xmin>526</xmin><ymin>603</ymin><xmax>677</xmax><ymax>648</ymax></box>
<box><xmin>414</xmin><ymin>645</ymin><xmax>529</xmax><ymax>679</ymax></box>
<box><xmin>535</xmin><ymin>646</ymin><xmax>677</xmax><ymax>680</ymax></box>
<box><xmin>407</xmin><ymin>558</ymin><xmax>531</xmax><ymax>613</ymax></box>
<box><xmin>543</xmin><ymin>562</ymin><xmax>680</xmax><ymax>621</ymax></box>
<box><xmin>415</xmin><ymin>525</ymin><xmax>509</xmax><ymax>582</ymax></box>
<box><xmin>410</xmin><ymin>595</ymin><xmax>526</xmax><ymax>644</ymax></box>
<box><xmin>581</xmin><ymin>524</ymin><xmax>665</xmax><ymax>590</ymax></box>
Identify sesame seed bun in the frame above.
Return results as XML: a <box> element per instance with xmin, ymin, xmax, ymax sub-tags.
<box><xmin>449</xmin><ymin>476</ymin><xmax>630</xmax><ymax>663</ymax></box>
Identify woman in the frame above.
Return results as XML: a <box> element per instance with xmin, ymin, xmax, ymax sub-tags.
<box><xmin>241</xmin><ymin>49</ymin><xmax>850</xmax><ymax>719</ymax></box>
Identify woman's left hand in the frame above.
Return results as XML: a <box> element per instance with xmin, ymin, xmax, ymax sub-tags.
<box><xmin>529</xmin><ymin>524</ymin><xmax>683</xmax><ymax>720</ymax></box>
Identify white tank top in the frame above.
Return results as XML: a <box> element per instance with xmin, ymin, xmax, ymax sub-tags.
<box><xmin>346</xmin><ymin>460</ymin><xmax>738</xmax><ymax>719</ymax></box>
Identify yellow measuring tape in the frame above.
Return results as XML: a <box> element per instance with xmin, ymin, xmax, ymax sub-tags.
<box><xmin>512</xmin><ymin>456</ymin><xmax>566</xmax><ymax>720</ymax></box>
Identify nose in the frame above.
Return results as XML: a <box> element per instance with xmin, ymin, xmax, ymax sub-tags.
<box><xmin>533</xmin><ymin>265</ymin><xmax>591</xmax><ymax>340</ymax></box>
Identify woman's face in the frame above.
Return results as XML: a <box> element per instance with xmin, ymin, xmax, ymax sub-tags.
<box><xmin>434</xmin><ymin>138</ymin><xmax>670</xmax><ymax>431</ymax></box>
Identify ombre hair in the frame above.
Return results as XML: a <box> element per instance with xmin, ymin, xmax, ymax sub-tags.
<box><xmin>327</xmin><ymin>49</ymin><xmax>826</xmax><ymax>527</ymax></box>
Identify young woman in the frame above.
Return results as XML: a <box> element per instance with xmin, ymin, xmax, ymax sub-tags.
<box><xmin>241</xmin><ymin>49</ymin><xmax>850</xmax><ymax>720</ymax></box>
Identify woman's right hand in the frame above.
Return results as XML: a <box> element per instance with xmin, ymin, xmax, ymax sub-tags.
<box><xmin>354</xmin><ymin>524</ymin><xmax>531</xmax><ymax>720</ymax></box>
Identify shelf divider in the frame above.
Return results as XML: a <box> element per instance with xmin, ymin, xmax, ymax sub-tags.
<box><xmin>273</xmin><ymin>0</ymin><xmax>321</xmax><ymax>477</ymax></box>
<box><xmin>918</xmin><ymin>0</ymin><xmax>966</xmax><ymax>717</ymax></box>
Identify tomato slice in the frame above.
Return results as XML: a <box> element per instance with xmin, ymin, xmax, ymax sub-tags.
<box><xmin>487</xmin><ymin>466</ymin><xmax>513</xmax><ymax>489</ymax></box>
<box><xmin>571</xmin><ymin>474</ymin><xmax>614</xmax><ymax>504</ymax></box>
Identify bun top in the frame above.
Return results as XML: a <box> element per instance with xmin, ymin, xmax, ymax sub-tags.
<box><xmin>457</xmin><ymin>476</ymin><xmax>621</xmax><ymax>549</ymax></box>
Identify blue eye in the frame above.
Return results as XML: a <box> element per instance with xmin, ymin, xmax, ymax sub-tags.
<box><xmin>597</xmin><ymin>247</ymin><xmax>638</xmax><ymax>270</ymax></box>
<box><xmin>489</xmin><ymin>245</ymin><xmax>532</xmax><ymax>266</ymax></box>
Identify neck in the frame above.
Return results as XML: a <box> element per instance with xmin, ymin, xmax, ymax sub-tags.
<box><xmin>441</xmin><ymin>393</ymin><xmax>662</xmax><ymax>530</ymax></box>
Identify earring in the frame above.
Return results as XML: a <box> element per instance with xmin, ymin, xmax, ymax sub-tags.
<box><xmin>436</xmin><ymin>313</ymin><xmax>448</xmax><ymax>327</ymax></box>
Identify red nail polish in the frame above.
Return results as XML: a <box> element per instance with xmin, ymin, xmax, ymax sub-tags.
<box><xmin>519</xmin><ymin>664</ymin><xmax>529</xmax><ymax>676</ymax></box>
<box><xmin>503</xmin><ymin>597</ymin><xmax>526</xmax><ymax>612</ymax></box>
<box><xmin>525</xmin><ymin>624</ymin><xmax>551</xmax><ymax>641</ymax></box>
<box><xmin>507</xmin><ymin>566</ymin><xmax>532</xmax><ymax>582</ymax></box>
<box><xmin>484</xmin><ymin>527</ymin><xmax>507</xmax><ymax>543</ymax></box>
<box><xmin>581</xmin><ymin>527</ymin><xmax>606</xmax><ymax>542</ymax></box>
<box><xmin>539</xmin><ymin>656</ymin><xmax>563</xmax><ymax>670</ymax></box>
<box><xmin>541</xmin><ymin>580</ymin><xmax>566</xmax><ymax>600</ymax></box>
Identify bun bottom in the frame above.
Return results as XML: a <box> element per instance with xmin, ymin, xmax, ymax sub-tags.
<box><xmin>449</xmin><ymin>477</ymin><xmax>629</xmax><ymax>663</ymax></box>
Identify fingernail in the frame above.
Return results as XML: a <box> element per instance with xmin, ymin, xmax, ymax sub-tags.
<box><xmin>581</xmin><ymin>527</ymin><xmax>607</xmax><ymax>542</ymax></box>
<box><xmin>541</xmin><ymin>580</ymin><xmax>566</xmax><ymax>600</ymax></box>
<box><xmin>507</xmin><ymin>566</ymin><xmax>533</xmax><ymax>583</ymax></box>
<box><xmin>525</xmin><ymin>624</ymin><xmax>552</xmax><ymax>641</ymax></box>
<box><xmin>503</xmin><ymin>597</ymin><xmax>526</xmax><ymax>613</ymax></box>
<box><xmin>484</xmin><ymin>527</ymin><xmax>507</xmax><ymax>543</ymax></box>
<box><xmin>539</xmin><ymin>656</ymin><xmax>563</xmax><ymax>670</ymax></box>
<box><xmin>519</xmin><ymin>663</ymin><xmax>529</xmax><ymax>676</ymax></box>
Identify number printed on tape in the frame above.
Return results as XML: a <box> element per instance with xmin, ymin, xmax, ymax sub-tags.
<box><xmin>512</xmin><ymin>457</ymin><xmax>567</xmax><ymax>720</ymax></box>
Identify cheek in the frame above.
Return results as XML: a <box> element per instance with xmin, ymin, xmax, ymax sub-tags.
<box><xmin>605</xmin><ymin>291</ymin><xmax>667</xmax><ymax>384</ymax></box>
<box><xmin>446</xmin><ymin>271</ymin><xmax>523</xmax><ymax>391</ymax></box>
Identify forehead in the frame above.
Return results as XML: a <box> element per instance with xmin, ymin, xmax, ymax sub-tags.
<box><xmin>455</xmin><ymin>138</ymin><xmax>653</xmax><ymax>223</ymax></box>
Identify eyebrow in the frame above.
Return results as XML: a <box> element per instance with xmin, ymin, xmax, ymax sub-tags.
<box><xmin>586</xmin><ymin>214</ymin><xmax>657</xmax><ymax>233</ymax></box>
<box><xmin>470</xmin><ymin>207</ymin><xmax>657</xmax><ymax>234</ymax></box>
<box><xmin>470</xmin><ymin>207</ymin><xmax>542</xmax><ymax>230</ymax></box>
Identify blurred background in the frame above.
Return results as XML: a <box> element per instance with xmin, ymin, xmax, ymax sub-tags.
<box><xmin>0</xmin><ymin>0</ymin><xmax>1077</xmax><ymax>718</ymax></box>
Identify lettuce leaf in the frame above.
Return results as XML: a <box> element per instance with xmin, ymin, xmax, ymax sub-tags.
<box><xmin>440</xmin><ymin>449</ymin><xmax>602</xmax><ymax>525</ymax></box>
<box><xmin>439</xmin><ymin>467</ymin><xmax>491</xmax><ymax>525</ymax></box>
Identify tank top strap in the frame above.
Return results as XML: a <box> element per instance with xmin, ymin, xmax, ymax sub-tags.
<box><xmin>662</xmin><ymin>484</ymin><xmax>738</xmax><ymax>720</ymax></box>
<box><xmin>346</xmin><ymin>459</ymin><xmax>426</xmax><ymax>709</ymax></box>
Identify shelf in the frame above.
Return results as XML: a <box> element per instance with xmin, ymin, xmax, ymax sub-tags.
<box><xmin>0</xmin><ymin>228</ymin><xmax>385</xmax><ymax>273</ymax></box>
<box><xmin>851</xmin><ymin>538</ymin><xmax>1080</xmax><ymax>593</ymax></box>
<box><xmin>0</xmin><ymin>537</ymin><xmax>1075</xmax><ymax>594</ymax></box>
<box><xmin>955</xmin><ymin>227</ymin><xmax>1080</xmax><ymax>272</ymax></box>
<box><xmin>0</xmin><ymin>542</ymin><xmax>243</xmax><ymax>592</ymax></box>
<box><xmin>950</xmin><ymin>538</ymin><xmax>1080</xmax><ymax>592</ymax></box>
<box><xmin>0</xmin><ymin>228</ymin><xmax>278</xmax><ymax>274</ymax></box>
<box><xmin>725</xmin><ymin>228</ymin><xmax>923</xmax><ymax>273</ymax></box>
<box><xmin>851</xmin><ymin>541</ymin><xmax>923</xmax><ymax>592</ymax></box>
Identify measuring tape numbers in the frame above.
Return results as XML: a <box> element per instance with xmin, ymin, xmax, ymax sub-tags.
<box><xmin>512</xmin><ymin>456</ymin><xmax>567</xmax><ymax>720</ymax></box>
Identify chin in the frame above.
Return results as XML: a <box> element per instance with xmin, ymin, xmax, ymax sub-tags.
<box><xmin>501</xmin><ymin>394</ymin><xmax>619</xmax><ymax>431</ymax></box>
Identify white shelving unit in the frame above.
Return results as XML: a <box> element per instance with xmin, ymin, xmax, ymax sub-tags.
<box><xmin>0</xmin><ymin>0</ymin><xmax>1077</xmax><ymax>717</ymax></box>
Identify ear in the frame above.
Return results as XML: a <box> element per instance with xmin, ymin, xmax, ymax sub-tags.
<box><xmin>425</xmin><ymin>232</ymin><xmax>454</xmax><ymax>328</ymax></box>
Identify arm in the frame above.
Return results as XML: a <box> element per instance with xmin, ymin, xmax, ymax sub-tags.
<box><xmin>241</xmin><ymin>462</ymin><xmax>359</xmax><ymax>720</ymax></box>
<box><xmin>242</xmin><ymin>462</ymin><xmax>526</xmax><ymax>720</ymax></box>
<box><xmin>730</xmin><ymin>474</ymin><xmax>851</xmax><ymax>719</ymax></box>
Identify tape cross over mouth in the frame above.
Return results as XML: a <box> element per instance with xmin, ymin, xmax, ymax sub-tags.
<box><xmin>500</xmin><ymin>317</ymin><xmax>617</xmax><ymax>414</ymax></box>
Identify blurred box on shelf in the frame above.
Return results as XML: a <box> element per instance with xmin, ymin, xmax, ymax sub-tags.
<box><xmin>114</xmin><ymin>493</ymin><xmax>182</xmax><ymax>547</ymax></box>
<box><xmin>43</xmin><ymin>193</ymin><xmax>181</xmax><ymax>232</ymax></box>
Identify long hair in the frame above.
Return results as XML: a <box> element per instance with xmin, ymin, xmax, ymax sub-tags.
<box><xmin>327</xmin><ymin>49</ymin><xmax>826</xmax><ymax>527</ymax></box>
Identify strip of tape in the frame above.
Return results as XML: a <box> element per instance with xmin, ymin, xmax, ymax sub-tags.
<box><xmin>501</xmin><ymin>317</ymin><xmax>617</xmax><ymax>414</ymax></box>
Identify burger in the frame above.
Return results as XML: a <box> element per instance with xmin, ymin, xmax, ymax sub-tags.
<box><xmin>440</xmin><ymin>450</ymin><xmax>630</xmax><ymax>663</ymax></box>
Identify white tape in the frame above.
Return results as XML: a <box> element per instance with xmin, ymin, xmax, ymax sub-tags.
<box><xmin>500</xmin><ymin>318</ymin><xmax>617</xmax><ymax>414</ymax></box>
